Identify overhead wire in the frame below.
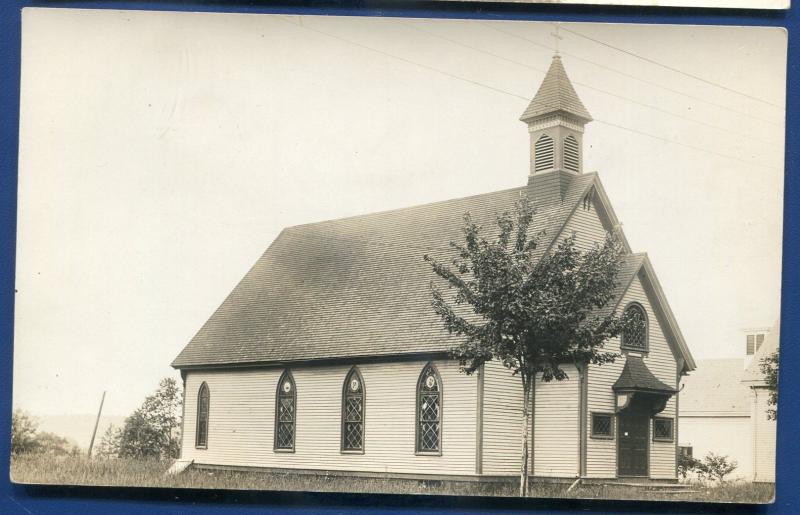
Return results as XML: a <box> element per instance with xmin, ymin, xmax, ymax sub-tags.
<box><xmin>275</xmin><ymin>16</ymin><xmax>781</xmax><ymax>172</ymax></box>
<box><xmin>479</xmin><ymin>22</ymin><xmax>784</xmax><ymax>127</ymax></box>
<box><xmin>397</xmin><ymin>20</ymin><xmax>779</xmax><ymax>146</ymax></box>
<box><xmin>557</xmin><ymin>24</ymin><xmax>785</xmax><ymax>110</ymax></box>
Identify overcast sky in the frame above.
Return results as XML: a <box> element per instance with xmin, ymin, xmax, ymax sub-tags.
<box><xmin>14</xmin><ymin>8</ymin><xmax>786</xmax><ymax>417</ymax></box>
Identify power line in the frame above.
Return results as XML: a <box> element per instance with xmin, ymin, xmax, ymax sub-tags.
<box><xmin>276</xmin><ymin>17</ymin><xmax>780</xmax><ymax>172</ymax></box>
<box><xmin>480</xmin><ymin>22</ymin><xmax>784</xmax><ymax>127</ymax></box>
<box><xmin>557</xmin><ymin>24</ymin><xmax>785</xmax><ymax>110</ymax></box>
<box><xmin>398</xmin><ymin>20</ymin><xmax>778</xmax><ymax>146</ymax></box>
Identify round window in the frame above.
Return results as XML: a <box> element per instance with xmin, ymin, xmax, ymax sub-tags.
<box><xmin>425</xmin><ymin>375</ymin><xmax>436</xmax><ymax>389</ymax></box>
<box><xmin>282</xmin><ymin>381</ymin><xmax>292</xmax><ymax>393</ymax></box>
<box><xmin>350</xmin><ymin>378</ymin><xmax>360</xmax><ymax>391</ymax></box>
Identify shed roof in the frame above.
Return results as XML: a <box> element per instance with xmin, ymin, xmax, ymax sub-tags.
<box><xmin>613</xmin><ymin>355</ymin><xmax>676</xmax><ymax>394</ymax></box>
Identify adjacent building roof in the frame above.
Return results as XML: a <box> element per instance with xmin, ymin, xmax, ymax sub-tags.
<box><xmin>680</xmin><ymin>359</ymin><xmax>752</xmax><ymax>417</ymax></box>
<box><xmin>520</xmin><ymin>55</ymin><xmax>593</xmax><ymax>123</ymax></box>
<box><xmin>613</xmin><ymin>355</ymin><xmax>677</xmax><ymax>394</ymax></box>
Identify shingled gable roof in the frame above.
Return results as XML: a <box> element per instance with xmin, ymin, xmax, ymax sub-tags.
<box><xmin>171</xmin><ymin>172</ymin><xmax>692</xmax><ymax>370</ymax></box>
<box><xmin>520</xmin><ymin>55</ymin><xmax>592</xmax><ymax>123</ymax></box>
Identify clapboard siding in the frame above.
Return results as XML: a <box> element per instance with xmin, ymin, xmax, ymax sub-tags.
<box><xmin>481</xmin><ymin>360</ymin><xmax>524</xmax><ymax>475</ymax></box>
<box><xmin>557</xmin><ymin>199</ymin><xmax>608</xmax><ymax>252</ymax></box>
<box><xmin>534</xmin><ymin>364</ymin><xmax>580</xmax><ymax>478</ymax></box>
<box><xmin>586</xmin><ymin>273</ymin><xmax>678</xmax><ymax>479</ymax></box>
<box><xmin>181</xmin><ymin>359</ymin><xmax>477</xmax><ymax>475</ymax></box>
<box><xmin>751</xmin><ymin>388</ymin><xmax>777</xmax><ymax>482</ymax></box>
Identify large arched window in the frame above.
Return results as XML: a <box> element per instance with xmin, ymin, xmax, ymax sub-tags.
<box><xmin>534</xmin><ymin>134</ymin><xmax>554</xmax><ymax>172</ymax></box>
<box><xmin>274</xmin><ymin>370</ymin><xmax>296</xmax><ymax>451</ymax></box>
<box><xmin>563</xmin><ymin>135</ymin><xmax>580</xmax><ymax>172</ymax></box>
<box><xmin>621</xmin><ymin>303</ymin><xmax>648</xmax><ymax>352</ymax></box>
<box><xmin>195</xmin><ymin>382</ymin><xmax>209</xmax><ymax>449</ymax></box>
<box><xmin>416</xmin><ymin>363</ymin><xmax>442</xmax><ymax>454</ymax></box>
<box><xmin>341</xmin><ymin>367</ymin><xmax>365</xmax><ymax>453</ymax></box>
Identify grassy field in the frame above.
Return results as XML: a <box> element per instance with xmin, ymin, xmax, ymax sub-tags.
<box><xmin>10</xmin><ymin>454</ymin><xmax>775</xmax><ymax>504</ymax></box>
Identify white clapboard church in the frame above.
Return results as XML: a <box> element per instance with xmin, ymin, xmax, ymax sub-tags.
<box><xmin>171</xmin><ymin>54</ymin><xmax>696</xmax><ymax>484</ymax></box>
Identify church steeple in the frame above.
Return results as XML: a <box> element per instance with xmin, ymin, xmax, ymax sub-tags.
<box><xmin>521</xmin><ymin>54</ymin><xmax>592</xmax><ymax>187</ymax></box>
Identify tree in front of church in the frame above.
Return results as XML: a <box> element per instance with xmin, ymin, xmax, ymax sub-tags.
<box><xmin>759</xmin><ymin>351</ymin><xmax>779</xmax><ymax>420</ymax></box>
<box><xmin>424</xmin><ymin>197</ymin><xmax>630</xmax><ymax>497</ymax></box>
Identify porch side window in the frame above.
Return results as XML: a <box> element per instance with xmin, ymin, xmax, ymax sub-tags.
<box><xmin>275</xmin><ymin>370</ymin><xmax>296</xmax><ymax>451</ymax></box>
<box><xmin>341</xmin><ymin>367</ymin><xmax>365</xmax><ymax>452</ymax></box>
<box><xmin>653</xmin><ymin>417</ymin><xmax>674</xmax><ymax>442</ymax></box>
<box><xmin>590</xmin><ymin>412</ymin><xmax>614</xmax><ymax>439</ymax></box>
<box><xmin>195</xmin><ymin>382</ymin><xmax>210</xmax><ymax>449</ymax></box>
<box><xmin>621</xmin><ymin>303</ymin><xmax>648</xmax><ymax>352</ymax></box>
<box><xmin>416</xmin><ymin>363</ymin><xmax>442</xmax><ymax>454</ymax></box>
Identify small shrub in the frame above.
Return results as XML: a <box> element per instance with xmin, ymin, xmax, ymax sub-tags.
<box><xmin>677</xmin><ymin>452</ymin><xmax>700</xmax><ymax>480</ymax></box>
<box><xmin>697</xmin><ymin>452</ymin><xmax>738</xmax><ymax>483</ymax></box>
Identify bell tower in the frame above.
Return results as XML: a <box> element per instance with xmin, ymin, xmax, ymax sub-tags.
<box><xmin>521</xmin><ymin>54</ymin><xmax>592</xmax><ymax>194</ymax></box>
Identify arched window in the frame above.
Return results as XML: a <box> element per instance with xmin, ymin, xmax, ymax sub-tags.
<box><xmin>416</xmin><ymin>363</ymin><xmax>442</xmax><ymax>454</ymax></box>
<box><xmin>195</xmin><ymin>382</ymin><xmax>209</xmax><ymax>449</ymax></box>
<box><xmin>274</xmin><ymin>370</ymin><xmax>296</xmax><ymax>451</ymax></box>
<box><xmin>341</xmin><ymin>367</ymin><xmax>365</xmax><ymax>452</ymax></box>
<box><xmin>622</xmin><ymin>303</ymin><xmax>648</xmax><ymax>352</ymax></box>
<box><xmin>534</xmin><ymin>134</ymin><xmax>554</xmax><ymax>172</ymax></box>
<box><xmin>563</xmin><ymin>135</ymin><xmax>580</xmax><ymax>172</ymax></box>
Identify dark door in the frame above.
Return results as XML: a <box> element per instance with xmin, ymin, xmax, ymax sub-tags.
<box><xmin>618</xmin><ymin>404</ymin><xmax>649</xmax><ymax>477</ymax></box>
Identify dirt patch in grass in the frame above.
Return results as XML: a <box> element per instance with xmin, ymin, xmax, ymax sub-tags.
<box><xmin>10</xmin><ymin>454</ymin><xmax>774</xmax><ymax>504</ymax></box>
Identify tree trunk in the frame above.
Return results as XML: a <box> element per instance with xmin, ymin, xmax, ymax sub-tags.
<box><xmin>519</xmin><ymin>374</ymin><xmax>532</xmax><ymax>497</ymax></box>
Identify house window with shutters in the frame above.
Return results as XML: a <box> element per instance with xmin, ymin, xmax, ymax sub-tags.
<box><xmin>416</xmin><ymin>363</ymin><xmax>442</xmax><ymax>454</ymax></box>
<box><xmin>341</xmin><ymin>367</ymin><xmax>365</xmax><ymax>453</ymax></box>
<box><xmin>534</xmin><ymin>134</ymin><xmax>554</xmax><ymax>172</ymax></box>
<box><xmin>746</xmin><ymin>333</ymin><xmax>766</xmax><ymax>355</ymax></box>
<box><xmin>621</xmin><ymin>303</ymin><xmax>648</xmax><ymax>352</ymax></box>
<box><xmin>195</xmin><ymin>382</ymin><xmax>209</xmax><ymax>449</ymax></box>
<box><xmin>563</xmin><ymin>135</ymin><xmax>580</xmax><ymax>172</ymax></box>
<box><xmin>274</xmin><ymin>370</ymin><xmax>296</xmax><ymax>452</ymax></box>
<box><xmin>653</xmin><ymin>417</ymin><xmax>674</xmax><ymax>442</ymax></box>
<box><xmin>591</xmin><ymin>412</ymin><xmax>614</xmax><ymax>439</ymax></box>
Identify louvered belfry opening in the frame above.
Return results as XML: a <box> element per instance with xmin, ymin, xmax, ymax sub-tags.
<box><xmin>416</xmin><ymin>364</ymin><xmax>441</xmax><ymax>453</ymax></box>
<box><xmin>534</xmin><ymin>134</ymin><xmax>555</xmax><ymax>172</ymax></box>
<box><xmin>563</xmin><ymin>135</ymin><xmax>580</xmax><ymax>172</ymax></box>
<box><xmin>342</xmin><ymin>367</ymin><xmax>364</xmax><ymax>452</ymax></box>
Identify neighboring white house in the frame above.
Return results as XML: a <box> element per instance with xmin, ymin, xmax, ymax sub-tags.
<box><xmin>679</xmin><ymin>321</ymin><xmax>778</xmax><ymax>482</ymax></box>
<box><xmin>171</xmin><ymin>54</ymin><xmax>696</xmax><ymax>484</ymax></box>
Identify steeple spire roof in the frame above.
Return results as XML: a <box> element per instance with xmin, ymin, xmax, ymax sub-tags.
<box><xmin>520</xmin><ymin>55</ymin><xmax>592</xmax><ymax>123</ymax></box>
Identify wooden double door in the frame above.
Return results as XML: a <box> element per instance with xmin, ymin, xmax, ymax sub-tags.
<box><xmin>617</xmin><ymin>401</ymin><xmax>649</xmax><ymax>477</ymax></box>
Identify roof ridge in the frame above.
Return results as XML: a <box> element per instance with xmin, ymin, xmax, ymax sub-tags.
<box><xmin>285</xmin><ymin>174</ymin><xmax>598</xmax><ymax>231</ymax></box>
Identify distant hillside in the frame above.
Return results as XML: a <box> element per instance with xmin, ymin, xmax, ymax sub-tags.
<box><xmin>36</xmin><ymin>414</ymin><xmax>127</xmax><ymax>450</ymax></box>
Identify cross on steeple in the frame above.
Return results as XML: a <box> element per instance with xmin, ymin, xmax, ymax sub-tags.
<box><xmin>551</xmin><ymin>24</ymin><xmax>563</xmax><ymax>55</ymax></box>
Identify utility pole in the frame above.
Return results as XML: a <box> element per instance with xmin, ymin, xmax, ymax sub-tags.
<box><xmin>87</xmin><ymin>391</ymin><xmax>106</xmax><ymax>458</ymax></box>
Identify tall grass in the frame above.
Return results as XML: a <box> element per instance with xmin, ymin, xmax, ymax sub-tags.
<box><xmin>10</xmin><ymin>454</ymin><xmax>774</xmax><ymax>503</ymax></box>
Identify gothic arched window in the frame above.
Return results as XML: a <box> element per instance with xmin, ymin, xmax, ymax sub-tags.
<box><xmin>341</xmin><ymin>367</ymin><xmax>365</xmax><ymax>452</ymax></box>
<box><xmin>563</xmin><ymin>135</ymin><xmax>580</xmax><ymax>172</ymax></box>
<box><xmin>195</xmin><ymin>382</ymin><xmax>210</xmax><ymax>449</ymax></box>
<box><xmin>274</xmin><ymin>370</ymin><xmax>296</xmax><ymax>451</ymax></box>
<box><xmin>534</xmin><ymin>134</ymin><xmax>555</xmax><ymax>172</ymax></box>
<box><xmin>416</xmin><ymin>363</ymin><xmax>442</xmax><ymax>454</ymax></box>
<box><xmin>622</xmin><ymin>303</ymin><xmax>648</xmax><ymax>352</ymax></box>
